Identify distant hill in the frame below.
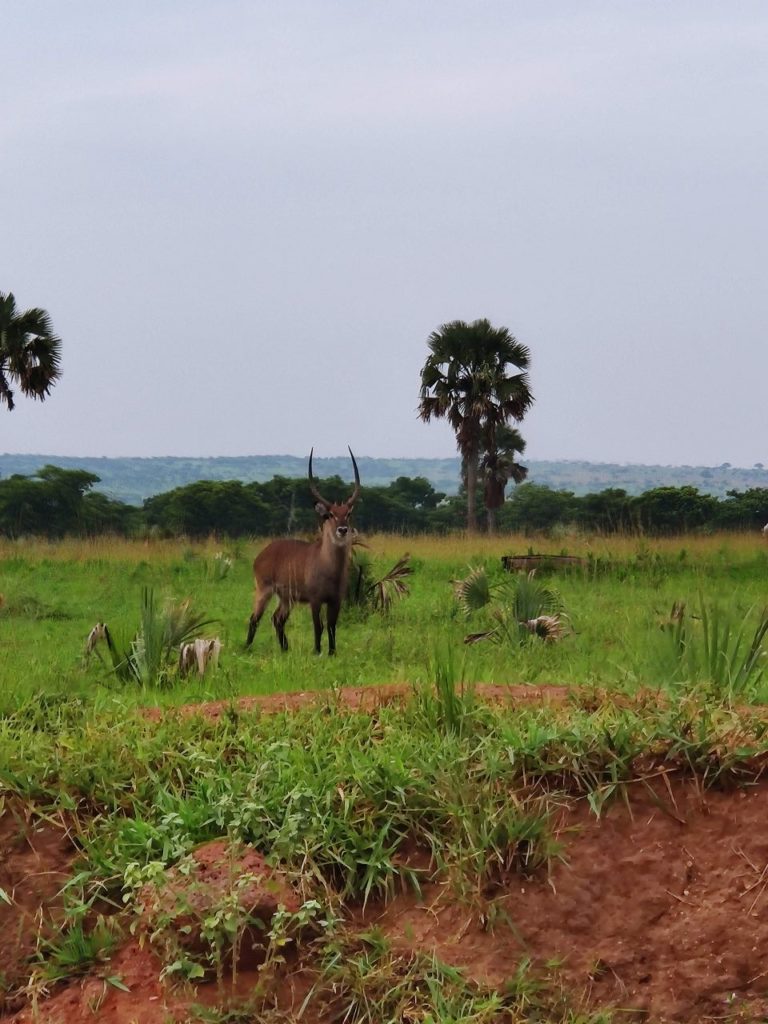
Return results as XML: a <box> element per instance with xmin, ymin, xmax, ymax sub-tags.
<box><xmin>0</xmin><ymin>454</ymin><xmax>461</xmax><ymax>505</ymax></box>
<box><xmin>1</xmin><ymin>453</ymin><xmax>767</xmax><ymax>506</ymax></box>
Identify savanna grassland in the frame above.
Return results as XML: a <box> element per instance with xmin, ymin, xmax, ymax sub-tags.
<box><xmin>2</xmin><ymin>531</ymin><xmax>768</xmax><ymax>710</ymax></box>
<box><xmin>2</xmin><ymin>532</ymin><xmax>768</xmax><ymax>1024</ymax></box>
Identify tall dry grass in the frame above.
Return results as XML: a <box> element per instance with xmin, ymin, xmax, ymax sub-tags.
<box><xmin>0</xmin><ymin>529</ymin><xmax>765</xmax><ymax>567</ymax></box>
<box><xmin>362</xmin><ymin>529</ymin><xmax>767</xmax><ymax>565</ymax></box>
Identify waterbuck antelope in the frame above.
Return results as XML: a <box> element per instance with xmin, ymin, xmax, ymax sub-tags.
<box><xmin>245</xmin><ymin>448</ymin><xmax>361</xmax><ymax>655</ymax></box>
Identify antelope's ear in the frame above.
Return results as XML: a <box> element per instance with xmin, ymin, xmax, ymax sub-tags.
<box><xmin>314</xmin><ymin>501</ymin><xmax>330</xmax><ymax>518</ymax></box>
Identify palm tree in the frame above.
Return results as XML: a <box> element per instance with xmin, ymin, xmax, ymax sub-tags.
<box><xmin>481</xmin><ymin>424</ymin><xmax>528</xmax><ymax>533</ymax></box>
<box><xmin>418</xmin><ymin>318</ymin><xmax>533</xmax><ymax>532</ymax></box>
<box><xmin>0</xmin><ymin>292</ymin><xmax>62</xmax><ymax>411</ymax></box>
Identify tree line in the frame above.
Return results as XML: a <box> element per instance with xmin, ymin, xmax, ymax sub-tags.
<box><xmin>3</xmin><ymin>296</ymin><xmax>764</xmax><ymax>539</ymax></box>
<box><xmin>1</xmin><ymin>465</ymin><xmax>766</xmax><ymax>539</ymax></box>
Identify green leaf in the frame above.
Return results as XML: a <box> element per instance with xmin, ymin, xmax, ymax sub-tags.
<box><xmin>105</xmin><ymin>975</ymin><xmax>131</xmax><ymax>992</ymax></box>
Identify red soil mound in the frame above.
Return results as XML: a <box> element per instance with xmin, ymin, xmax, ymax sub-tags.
<box><xmin>364</xmin><ymin>775</ymin><xmax>768</xmax><ymax>1022</ymax></box>
<box><xmin>6</xmin><ymin>943</ymin><xmax>174</xmax><ymax>1024</ymax></box>
<box><xmin>136</xmin><ymin>839</ymin><xmax>302</xmax><ymax>973</ymax></box>
<box><xmin>7</xmin><ymin>778</ymin><xmax>768</xmax><ymax>1022</ymax></box>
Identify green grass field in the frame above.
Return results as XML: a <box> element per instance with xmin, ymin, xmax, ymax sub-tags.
<box><xmin>2</xmin><ymin>531</ymin><xmax>768</xmax><ymax>1022</ymax></box>
<box><xmin>1</xmin><ymin>531</ymin><xmax>767</xmax><ymax>711</ymax></box>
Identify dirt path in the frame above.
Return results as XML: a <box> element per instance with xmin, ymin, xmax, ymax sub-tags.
<box><xmin>144</xmin><ymin>681</ymin><xmax>572</xmax><ymax>721</ymax></box>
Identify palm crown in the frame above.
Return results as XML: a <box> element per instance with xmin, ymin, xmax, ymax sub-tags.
<box><xmin>0</xmin><ymin>291</ymin><xmax>62</xmax><ymax>411</ymax></box>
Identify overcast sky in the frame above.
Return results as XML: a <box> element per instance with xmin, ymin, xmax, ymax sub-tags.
<box><xmin>2</xmin><ymin>1</ymin><xmax>766</xmax><ymax>466</ymax></box>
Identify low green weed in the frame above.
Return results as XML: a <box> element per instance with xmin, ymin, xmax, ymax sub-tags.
<box><xmin>424</xmin><ymin>642</ymin><xmax>473</xmax><ymax>736</ymax></box>
<box><xmin>315</xmin><ymin>936</ymin><xmax>609</xmax><ymax>1024</ymax></box>
<box><xmin>4</xmin><ymin>693</ymin><xmax>767</xmax><ymax>910</ymax></box>
<box><xmin>124</xmin><ymin>855</ymin><xmax>329</xmax><ymax>986</ymax></box>
<box><xmin>33</xmin><ymin>918</ymin><xmax>120</xmax><ymax>983</ymax></box>
<box><xmin>3</xmin><ymin>691</ymin><xmax>768</xmax><ymax>1014</ymax></box>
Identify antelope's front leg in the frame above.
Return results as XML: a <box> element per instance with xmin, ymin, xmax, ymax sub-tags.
<box><xmin>326</xmin><ymin>598</ymin><xmax>340</xmax><ymax>656</ymax></box>
<box><xmin>311</xmin><ymin>602</ymin><xmax>324</xmax><ymax>655</ymax></box>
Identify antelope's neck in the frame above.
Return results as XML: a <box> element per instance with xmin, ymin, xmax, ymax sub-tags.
<box><xmin>318</xmin><ymin>534</ymin><xmax>352</xmax><ymax>575</ymax></box>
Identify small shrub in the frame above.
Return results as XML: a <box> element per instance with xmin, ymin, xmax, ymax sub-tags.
<box><xmin>455</xmin><ymin>568</ymin><xmax>567</xmax><ymax>646</ymax></box>
<box><xmin>657</xmin><ymin>597</ymin><xmax>768</xmax><ymax>700</ymax></box>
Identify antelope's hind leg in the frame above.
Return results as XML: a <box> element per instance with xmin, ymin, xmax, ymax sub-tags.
<box><xmin>272</xmin><ymin>596</ymin><xmax>292</xmax><ymax>652</ymax></box>
<box><xmin>246</xmin><ymin>585</ymin><xmax>272</xmax><ymax>648</ymax></box>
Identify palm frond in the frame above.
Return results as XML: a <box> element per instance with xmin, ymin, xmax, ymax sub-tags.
<box><xmin>0</xmin><ymin>292</ymin><xmax>62</xmax><ymax>405</ymax></box>
<box><xmin>347</xmin><ymin>553</ymin><xmax>414</xmax><ymax>615</ymax></box>
<box><xmin>464</xmin><ymin>628</ymin><xmax>501</xmax><ymax>645</ymax></box>
<box><xmin>369</xmin><ymin>554</ymin><xmax>413</xmax><ymax>613</ymax></box>
<box><xmin>161</xmin><ymin>594</ymin><xmax>216</xmax><ymax>649</ymax></box>
<box><xmin>520</xmin><ymin>615</ymin><xmax>567</xmax><ymax>642</ymax></box>
<box><xmin>509</xmin><ymin>571</ymin><xmax>563</xmax><ymax>623</ymax></box>
<box><xmin>452</xmin><ymin>566</ymin><xmax>496</xmax><ymax>617</ymax></box>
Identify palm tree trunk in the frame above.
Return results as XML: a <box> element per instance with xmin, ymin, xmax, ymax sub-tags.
<box><xmin>466</xmin><ymin>446</ymin><xmax>479</xmax><ymax>533</ymax></box>
<box><xmin>487</xmin><ymin>505</ymin><xmax>497</xmax><ymax>535</ymax></box>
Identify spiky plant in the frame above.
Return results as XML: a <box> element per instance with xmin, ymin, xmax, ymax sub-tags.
<box><xmin>660</xmin><ymin>598</ymin><xmax>768</xmax><ymax>699</ymax></box>
<box><xmin>85</xmin><ymin>588</ymin><xmax>214</xmax><ymax>686</ymax></box>
<box><xmin>452</xmin><ymin>565</ymin><xmax>499</xmax><ymax>617</ymax></box>
<box><xmin>510</xmin><ymin>571</ymin><xmax>564</xmax><ymax>623</ymax></box>
<box><xmin>207</xmin><ymin>551</ymin><xmax>233</xmax><ymax>582</ymax></box>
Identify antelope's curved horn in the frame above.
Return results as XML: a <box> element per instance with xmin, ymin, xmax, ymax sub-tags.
<box><xmin>308</xmin><ymin>448</ymin><xmax>331</xmax><ymax>508</ymax></box>
<box><xmin>347</xmin><ymin>446</ymin><xmax>361</xmax><ymax>506</ymax></box>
